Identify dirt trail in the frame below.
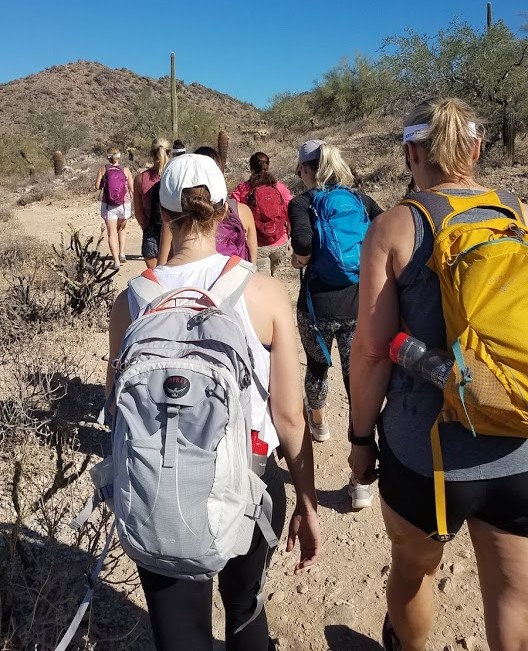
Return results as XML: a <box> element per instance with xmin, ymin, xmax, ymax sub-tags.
<box><xmin>14</xmin><ymin>197</ymin><xmax>490</xmax><ymax>651</ymax></box>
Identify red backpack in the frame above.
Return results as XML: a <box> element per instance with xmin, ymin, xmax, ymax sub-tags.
<box><xmin>103</xmin><ymin>165</ymin><xmax>128</xmax><ymax>206</ymax></box>
<box><xmin>248</xmin><ymin>185</ymin><xmax>288</xmax><ymax>246</ymax></box>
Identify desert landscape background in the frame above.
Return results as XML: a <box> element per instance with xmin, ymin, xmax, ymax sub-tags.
<box><xmin>1</xmin><ymin>17</ymin><xmax>527</xmax><ymax>649</ymax></box>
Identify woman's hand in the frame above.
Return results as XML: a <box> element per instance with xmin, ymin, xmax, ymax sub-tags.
<box><xmin>286</xmin><ymin>507</ymin><xmax>320</xmax><ymax>574</ymax></box>
<box><xmin>348</xmin><ymin>442</ymin><xmax>379</xmax><ymax>485</ymax></box>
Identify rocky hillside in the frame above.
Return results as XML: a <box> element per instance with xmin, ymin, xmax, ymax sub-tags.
<box><xmin>0</xmin><ymin>61</ymin><xmax>263</xmax><ymax>143</ymax></box>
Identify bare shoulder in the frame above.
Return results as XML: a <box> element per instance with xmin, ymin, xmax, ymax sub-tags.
<box><xmin>245</xmin><ymin>273</ymin><xmax>290</xmax><ymax>313</ymax></box>
<box><xmin>366</xmin><ymin>204</ymin><xmax>414</xmax><ymax>243</ymax></box>
<box><xmin>237</xmin><ymin>202</ymin><xmax>253</xmax><ymax>224</ymax></box>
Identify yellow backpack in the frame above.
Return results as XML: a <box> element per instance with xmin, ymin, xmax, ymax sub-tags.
<box><xmin>401</xmin><ymin>189</ymin><xmax>528</xmax><ymax>540</ymax></box>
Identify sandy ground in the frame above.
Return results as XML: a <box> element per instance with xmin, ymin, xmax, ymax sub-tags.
<box><xmin>11</xmin><ymin>195</ymin><xmax>492</xmax><ymax>651</ymax></box>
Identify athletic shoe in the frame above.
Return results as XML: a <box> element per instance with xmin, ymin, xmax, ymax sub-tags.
<box><xmin>304</xmin><ymin>399</ymin><xmax>331</xmax><ymax>442</ymax></box>
<box><xmin>382</xmin><ymin>613</ymin><xmax>402</xmax><ymax>651</ymax></box>
<box><xmin>111</xmin><ymin>262</ymin><xmax>120</xmax><ymax>271</ymax></box>
<box><xmin>347</xmin><ymin>481</ymin><xmax>374</xmax><ymax>509</ymax></box>
<box><xmin>119</xmin><ymin>255</ymin><xmax>127</xmax><ymax>263</ymax></box>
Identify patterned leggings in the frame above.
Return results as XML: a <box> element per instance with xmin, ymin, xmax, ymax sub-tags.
<box><xmin>297</xmin><ymin>309</ymin><xmax>357</xmax><ymax>410</ymax></box>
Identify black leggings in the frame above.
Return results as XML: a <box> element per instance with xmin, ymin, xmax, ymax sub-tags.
<box><xmin>297</xmin><ymin>309</ymin><xmax>357</xmax><ymax>409</ymax></box>
<box><xmin>138</xmin><ymin>456</ymin><xmax>287</xmax><ymax>651</ymax></box>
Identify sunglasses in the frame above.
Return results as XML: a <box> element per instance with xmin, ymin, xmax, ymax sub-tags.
<box><xmin>296</xmin><ymin>164</ymin><xmax>303</xmax><ymax>178</ymax></box>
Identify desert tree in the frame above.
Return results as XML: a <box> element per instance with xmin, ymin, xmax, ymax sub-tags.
<box><xmin>380</xmin><ymin>20</ymin><xmax>528</xmax><ymax>160</ymax></box>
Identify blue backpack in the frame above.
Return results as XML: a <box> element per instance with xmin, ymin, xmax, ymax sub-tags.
<box><xmin>309</xmin><ymin>185</ymin><xmax>369</xmax><ymax>287</ymax></box>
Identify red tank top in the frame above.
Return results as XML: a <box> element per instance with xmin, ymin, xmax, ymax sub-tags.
<box><xmin>140</xmin><ymin>168</ymin><xmax>161</xmax><ymax>225</ymax></box>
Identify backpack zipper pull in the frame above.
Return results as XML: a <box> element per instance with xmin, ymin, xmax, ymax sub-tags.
<box><xmin>508</xmin><ymin>223</ymin><xmax>526</xmax><ymax>241</ymax></box>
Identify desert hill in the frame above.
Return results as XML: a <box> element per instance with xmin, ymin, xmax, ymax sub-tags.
<box><xmin>0</xmin><ymin>60</ymin><xmax>263</xmax><ymax>144</ymax></box>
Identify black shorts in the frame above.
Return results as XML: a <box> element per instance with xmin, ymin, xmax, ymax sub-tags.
<box><xmin>378</xmin><ymin>434</ymin><xmax>528</xmax><ymax>539</ymax></box>
<box><xmin>141</xmin><ymin>223</ymin><xmax>161</xmax><ymax>259</ymax></box>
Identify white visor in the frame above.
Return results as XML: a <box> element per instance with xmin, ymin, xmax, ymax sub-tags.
<box><xmin>403</xmin><ymin>121</ymin><xmax>478</xmax><ymax>143</ymax></box>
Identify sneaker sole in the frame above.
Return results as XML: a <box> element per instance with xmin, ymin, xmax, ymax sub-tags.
<box><xmin>312</xmin><ymin>431</ymin><xmax>331</xmax><ymax>443</ymax></box>
<box><xmin>347</xmin><ymin>484</ymin><xmax>374</xmax><ymax>509</ymax></box>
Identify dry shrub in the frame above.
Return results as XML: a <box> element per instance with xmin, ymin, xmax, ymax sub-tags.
<box><xmin>17</xmin><ymin>188</ymin><xmax>46</xmax><ymax>206</ymax></box>
<box><xmin>0</xmin><ymin>206</ymin><xmax>15</xmax><ymax>222</ymax></box>
<box><xmin>0</xmin><ymin>331</ymin><xmax>152</xmax><ymax>649</ymax></box>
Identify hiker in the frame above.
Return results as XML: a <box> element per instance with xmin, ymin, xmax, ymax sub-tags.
<box><xmin>289</xmin><ymin>140</ymin><xmax>383</xmax><ymax>510</ymax></box>
<box><xmin>195</xmin><ymin>146</ymin><xmax>257</xmax><ymax>262</ymax></box>
<box><xmin>231</xmin><ymin>152</ymin><xmax>292</xmax><ymax>275</ymax></box>
<box><xmin>171</xmin><ymin>138</ymin><xmax>186</xmax><ymax>158</ymax></box>
<box><xmin>348</xmin><ymin>97</ymin><xmax>528</xmax><ymax>651</ymax></box>
<box><xmin>107</xmin><ymin>153</ymin><xmax>320</xmax><ymax>651</ymax></box>
<box><xmin>94</xmin><ymin>147</ymin><xmax>134</xmax><ymax>270</ymax></box>
<box><xmin>157</xmin><ymin>147</ymin><xmax>258</xmax><ymax>264</ymax></box>
<box><xmin>133</xmin><ymin>138</ymin><xmax>171</xmax><ymax>269</ymax></box>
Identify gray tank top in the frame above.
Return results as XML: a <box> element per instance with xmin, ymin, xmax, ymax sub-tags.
<box><xmin>382</xmin><ymin>189</ymin><xmax>528</xmax><ymax>480</ymax></box>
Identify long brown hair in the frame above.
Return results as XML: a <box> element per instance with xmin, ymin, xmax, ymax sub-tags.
<box><xmin>248</xmin><ymin>152</ymin><xmax>276</xmax><ymax>189</ymax></box>
<box><xmin>165</xmin><ymin>186</ymin><xmax>225</xmax><ymax>237</ymax></box>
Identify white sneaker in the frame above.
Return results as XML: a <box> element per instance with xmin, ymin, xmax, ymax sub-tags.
<box><xmin>347</xmin><ymin>481</ymin><xmax>374</xmax><ymax>509</ymax></box>
<box><xmin>304</xmin><ymin>399</ymin><xmax>331</xmax><ymax>442</ymax></box>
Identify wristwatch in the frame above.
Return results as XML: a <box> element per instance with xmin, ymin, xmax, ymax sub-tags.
<box><xmin>349</xmin><ymin>432</ymin><xmax>376</xmax><ymax>446</ymax></box>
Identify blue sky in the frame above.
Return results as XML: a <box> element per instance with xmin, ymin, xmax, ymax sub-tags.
<box><xmin>0</xmin><ymin>0</ymin><xmax>525</xmax><ymax>108</ymax></box>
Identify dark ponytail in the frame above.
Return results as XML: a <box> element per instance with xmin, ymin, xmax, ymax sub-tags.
<box><xmin>248</xmin><ymin>151</ymin><xmax>276</xmax><ymax>189</ymax></box>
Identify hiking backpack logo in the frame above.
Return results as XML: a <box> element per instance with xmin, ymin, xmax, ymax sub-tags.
<box><xmin>103</xmin><ymin>165</ymin><xmax>127</xmax><ymax>206</ymax></box>
<box><xmin>401</xmin><ymin>189</ymin><xmax>528</xmax><ymax>539</ymax></box>
<box><xmin>248</xmin><ymin>185</ymin><xmax>288</xmax><ymax>246</ymax></box>
<box><xmin>309</xmin><ymin>185</ymin><xmax>370</xmax><ymax>287</ymax></box>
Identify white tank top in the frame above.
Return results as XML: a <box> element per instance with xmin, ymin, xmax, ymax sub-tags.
<box><xmin>128</xmin><ymin>253</ymin><xmax>279</xmax><ymax>453</ymax></box>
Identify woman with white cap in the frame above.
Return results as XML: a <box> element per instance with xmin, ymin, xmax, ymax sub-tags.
<box><xmin>94</xmin><ymin>146</ymin><xmax>134</xmax><ymax>270</ymax></box>
<box><xmin>288</xmin><ymin>140</ymin><xmax>383</xmax><ymax>509</ymax></box>
<box><xmin>107</xmin><ymin>153</ymin><xmax>320</xmax><ymax>651</ymax></box>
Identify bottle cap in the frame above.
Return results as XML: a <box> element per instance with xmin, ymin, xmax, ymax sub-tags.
<box><xmin>389</xmin><ymin>332</ymin><xmax>410</xmax><ymax>363</ymax></box>
<box><xmin>251</xmin><ymin>430</ymin><xmax>268</xmax><ymax>455</ymax></box>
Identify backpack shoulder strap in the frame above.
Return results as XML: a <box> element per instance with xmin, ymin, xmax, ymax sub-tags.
<box><xmin>495</xmin><ymin>189</ymin><xmax>525</xmax><ymax>224</ymax></box>
<box><xmin>400</xmin><ymin>190</ymin><xmax>453</xmax><ymax>236</ymax></box>
<box><xmin>210</xmin><ymin>256</ymin><xmax>256</xmax><ymax>308</ymax></box>
<box><xmin>227</xmin><ymin>197</ymin><xmax>239</xmax><ymax>218</ymax></box>
<box><xmin>128</xmin><ymin>269</ymin><xmax>166</xmax><ymax>316</ymax></box>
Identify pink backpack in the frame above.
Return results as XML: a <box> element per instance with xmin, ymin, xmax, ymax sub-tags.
<box><xmin>103</xmin><ymin>165</ymin><xmax>127</xmax><ymax>206</ymax></box>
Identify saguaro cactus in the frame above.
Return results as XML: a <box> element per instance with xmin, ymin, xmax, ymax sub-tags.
<box><xmin>217</xmin><ymin>131</ymin><xmax>229</xmax><ymax>171</ymax></box>
<box><xmin>53</xmin><ymin>151</ymin><xmax>64</xmax><ymax>176</ymax></box>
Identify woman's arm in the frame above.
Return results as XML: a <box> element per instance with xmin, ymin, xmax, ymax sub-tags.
<box><xmin>348</xmin><ymin>207</ymin><xmax>414</xmax><ymax>483</ymax></box>
<box><xmin>278</xmin><ymin>182</ymin><xmax>293</xmax><ymax>206</ymax></box>
<box><xmin>94</xmin><ymin>165</ymin><xmax>105</xmax><ymax>192</ymax></box>
<box><xmin>237</xmin><ymin>202</ymin><xmax>258</xmax><ymax>262</ymax></box>
<box><xmin>360</xmin><ymin>192</ymin><xmax>384</xmax><ymax>220</ymax></box>
<box><xmin>288</xmin><ymin>194</ymin><xmax>313</xmax><ymax>266</ymax></box>
<box><xmin>230</xmin><ymin>181</ymin><xmax>249</xmax><ymax>204</ymax></box>
<box><xmin>133</xmin><ymin>174</ymin><xmax>147</xmax><ymax>230</ymax></box>
<box><xmin>105</xmin><ymin>290</ymin><xmax>132</xmax><ymax>398</ymax></box>
<box><xmin>266</xmin><ymin>278</ymin><xmax>320</xmax><ymax>572</ymax></box>
<box><xmin>124</xmin><ymin>167</ymin><xmax>134</xmax><ymax>198</ymax></box>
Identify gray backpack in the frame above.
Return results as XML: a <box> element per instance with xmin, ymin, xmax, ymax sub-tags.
<box><xmin>60</xmin><ymin>258</ymin><xmax>277</xmax><ymax>651</ymax></box>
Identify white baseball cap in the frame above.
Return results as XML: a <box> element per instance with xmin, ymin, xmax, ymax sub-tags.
<box><xmin>160</xmin><ymin>153</ymin><xmax>228</xmax><ymax>213</ymax></box>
